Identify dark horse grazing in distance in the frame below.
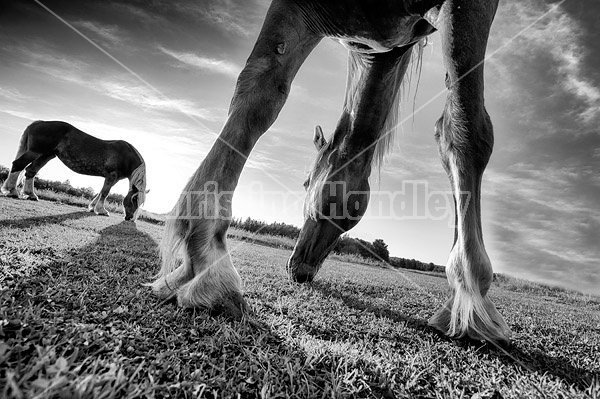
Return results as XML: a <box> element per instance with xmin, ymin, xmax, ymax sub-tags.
<box><xmin>1</xmin><ymin>121</ymin><xmax>147</xmax><ymax>221</ymax></box>
<box><xmin>150</xmin><ymin>0</ymin><xmax>510</xmax><ymax>344</ymax></box>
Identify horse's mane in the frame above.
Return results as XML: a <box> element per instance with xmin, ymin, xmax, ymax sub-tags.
<box><xmin>304</xmin><ymin>41</ymin><xmax>425</xmax><ymax>221</ymax></box>
<box><xmin>344</xmin><ymin>39</ymin><xmax>425</xmax><ymax>170</ymax></box>
<box><xmin>128</xmin><ymin>144</ymin><xmax>147</xmax><ymax>217</ymax></box>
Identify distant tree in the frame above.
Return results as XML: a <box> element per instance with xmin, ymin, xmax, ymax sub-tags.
<box><xmin>372</xmin><ymin>239</ymin><xmax>390</xmax><ymax>262</ymax></box>
<box><xmin>0</xmin><ymin>165</ymin><xmax>8</xmax><ymax>181</ymax></box>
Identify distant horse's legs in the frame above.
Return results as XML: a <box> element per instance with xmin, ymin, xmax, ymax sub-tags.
<box><xmin>428</xmin><ymin>0</ymin><xmax>509</xmax><ymax>344</ymax></box>
<box><xmin>1</xmin><ymin>151</ymin><xmax>39</xmax><ymax>198</ymax></box>
<box><xmin>93</xmin><ymin>174</ymin><xmax>118</xmax><ymax>216</ymax></box>
<box><xmin>22</xmin><ymin>153</ymin><xmax>56</xmax><ymax>201</ymax></box>
<box><xmin>151</xmin><ymin>0</ymin><xmax>321</xmax><ymax>317</ymax></box>
<box><xmin>88</xmin><ymin>193</ymin><xmax>100</xmax><ymax>212</ymax></box>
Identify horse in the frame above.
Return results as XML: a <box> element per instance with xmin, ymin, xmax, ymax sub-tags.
<box><xmin>149</xmin><ymin>0</ymin><xmax>510</xmax><ymax>344</ymax></box>
<box><xmin>1</xmin><ymin>121</ymin><xmax>147</xmax><ymax>221</ymax></box>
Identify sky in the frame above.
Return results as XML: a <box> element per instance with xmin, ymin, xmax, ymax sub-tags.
<box><xmin>0</xmin><ymin>0</ymin><xmax>598</xmax><ymax>295</ymax></box>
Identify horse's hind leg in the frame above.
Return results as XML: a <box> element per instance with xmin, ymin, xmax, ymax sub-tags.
<box><xmin>22</xmin><ymin>153</ymin><xmax>56</xmax><ymax>201</ymax></box>
<box><xmin>1</xmin><ymin>152</ymin><xmax>39</xmax><ymax>198</ymax></box>
<box><xmin>152</xmin><ymin>0</ymin><xmax>321</xmax><ymax>317</ymax></box>
<box><xmin>428</xmin><ymin>0</ymin><xmax>510</xmax><ymax>344</ymax></box>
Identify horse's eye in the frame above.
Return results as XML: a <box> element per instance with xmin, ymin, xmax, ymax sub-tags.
<box><xmin>303</xmin><ymin>178</ymin><xmax>310</xmax><ymax>190</ymax></box>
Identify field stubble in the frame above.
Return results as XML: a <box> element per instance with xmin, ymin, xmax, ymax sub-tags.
<box><xmin>0</xmin><ymin>197</ymin><xmax>599</xmax><ymax>398</ymax></box>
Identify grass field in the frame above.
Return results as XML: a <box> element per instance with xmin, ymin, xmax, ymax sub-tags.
<box><xmin>0</xmin><ymin>197</ymin><xmax>599</xmax><ymax>398</ymax></box>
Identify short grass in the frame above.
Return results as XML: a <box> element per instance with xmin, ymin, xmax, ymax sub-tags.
<box><xmin>20</xmin><ymin>188</ymin><xmax>166</xmax><ymax>225</ymax></box>
<box><xmin>0</xmin><ymin>197</ymin><xmax>599</xmax><ymax>398</ymax></box>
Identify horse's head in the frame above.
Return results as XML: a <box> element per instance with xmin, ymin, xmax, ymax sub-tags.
<box><xmin>123</xmin><ymin>186</ymin><xmax>147</xmax><ymax>221</ymax></box>
<box><xmin>287</xmin><ymin>125</ymin><xmax>371</xmax><ymax>282</ymax></box>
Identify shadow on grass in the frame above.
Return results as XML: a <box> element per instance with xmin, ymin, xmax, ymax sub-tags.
<box><xmin>498</xmin><ymin>343</ymin><xmax>597</xmax><ymax>391</ymax></box>
<box><xmin>310</xmin><ymin>279</ymin><xmax>430</xmax><ymax>331</ymax></box>
<box><xmin>0</xmin><ymin>209</ymin><xmax>93</xmax><ymax>228</ymax></box>
<box><xmin>310</xmin><ymin>278</ymin><xmax>597</xmax><ymax>391</ymax></box>
<box><xmin>2</xmin><ymin>216</ymin><xmax>597</xmax><ymax>397</ymax></box>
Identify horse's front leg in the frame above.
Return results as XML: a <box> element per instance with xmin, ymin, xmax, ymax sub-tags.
<box><xmin>150</xmin><ymin>0</ymin><xmax>322</xmax><ymax>317</ymax></box>
<box><xmin>88</xmin><ymin>193</ymin><xmax>100</xmax><ymax>212</ymax></box>
<box><xmin>427</xmin><ymin>0</ymin><xmax>510</xmax><ymax>344</ymax></box>
<box><xmin>94</xmin><ymin>173</ymin><xmax>117</xmax><ymax>216</ymax></box>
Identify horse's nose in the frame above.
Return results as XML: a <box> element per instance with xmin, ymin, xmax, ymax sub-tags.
<box><xmin>286</xmin><ymin>258</ymin><xmax>318</xmax><ymax>283</ymax></box>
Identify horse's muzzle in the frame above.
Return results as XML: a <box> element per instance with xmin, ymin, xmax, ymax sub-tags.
<box><xmin>286</xmin><ymin>259</ymin><xmax>322</xmax><ymax>283</ymax></box>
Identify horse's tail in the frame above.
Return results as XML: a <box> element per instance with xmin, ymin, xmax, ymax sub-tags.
<box><xmin>15</xmin><ymin>121</ymin><xmax>39</xmax><ymax>158</ymax></box>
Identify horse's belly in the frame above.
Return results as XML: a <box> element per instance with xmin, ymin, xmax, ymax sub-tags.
<box><xmin>57</xmin><ymin>152</ymin><xmax>109</xmax><ymax>177</ymax></box>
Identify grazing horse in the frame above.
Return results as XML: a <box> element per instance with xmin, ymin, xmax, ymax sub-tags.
<box><xmin>150</xmin><ymin>0</ymin><xmax>510</xmax><ymax>344</ymax></box>
<box><xmin>1</xmin><ymin>121</ymin><xmax>147</xmax><ymax>221</ymax></box>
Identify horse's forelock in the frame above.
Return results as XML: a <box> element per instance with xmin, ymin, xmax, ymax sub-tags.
<box><xmin>303</xmin><ymin>161</ymin><xmax>330</xmax><ymax>221</ymax></box>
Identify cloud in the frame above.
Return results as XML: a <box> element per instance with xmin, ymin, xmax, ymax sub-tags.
<box><xmin>72</xmin><ymin>20</ymin><xmax>124</xmax><ymax>47</ymax></box>
<box><xmin>96</xmin><ymin>79</ymin><xmax>226</xmax><ymax>123</ymax></box>
<box><xmin>483</xmin><ymin>167</ymin><xmax>600</xmax><ymax>294</ymax></box>
<box><xmin>172</xmin><ymin>0</ymin><xmax>267</xmax><ymax>37</ymax></box>
<box><xmin>0</xmin><ymin>109</ymin><xmax>37</xmax><ymax>120</ymax></box>
<box><xmin>0</xmin><ymin>87</ymin><xmax>28</xmax><ymax>102</ymax></box>
<box><xmin>15</xmin><ymin>45</ymin><xmax>224</xmax><ymax>127</ymax></box>
<box><xmin>489</xmin><ymin>0</ymin><xmax>600</xmax><ymax>126</ymax></box>
<box><xmin>157</xmin><ymin>46</ymin><xmax>241</xmax><ymax>78</ymax></box>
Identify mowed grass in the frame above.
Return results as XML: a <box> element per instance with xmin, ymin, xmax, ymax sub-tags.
<box><xmin>0</xmin><ymin>198</ymin><xmax>599</xmax><ymax>398</ymax></box>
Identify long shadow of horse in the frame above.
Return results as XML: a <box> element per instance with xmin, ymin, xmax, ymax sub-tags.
<box><xmin>309</xmin><ymin>279</ymin><xmax>598</xmax><ymax>391</ymax></box>
<box><xmin>0</xmin><ymin>210</ymin><xmax>92</xmax><ymax>229</ymax></box>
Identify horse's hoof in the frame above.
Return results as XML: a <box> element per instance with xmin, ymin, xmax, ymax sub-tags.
<box><xmin>25</xmin><ymin>195</ymin><xmax>39</xmax><ymax>201</ymax></box>
<box><xmin>209</xmin><ymin>293</ymin><xmax>249</xmax><ymax>320</ymax></box>
<box><xmin>2</xmin><ymin>188</ymin><xmax>20</xmax><ymax>198</ymax></box>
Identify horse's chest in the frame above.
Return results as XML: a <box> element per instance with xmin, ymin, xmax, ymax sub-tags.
<box><xmin>311</xmin><ymin>2</ymin><xmax>433</xmax><ymax>53</ymax></box>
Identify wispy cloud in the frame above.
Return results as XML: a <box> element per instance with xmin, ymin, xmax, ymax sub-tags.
<box><xmin>490</xmin><ymin>1</ymin><xmax>600</xmax><ymax>125</ymax></box>
<box><xmin>0</xmin><ymin>87</ymin><xmax>28</xmax><ymax>102</ymax></box>
<box><xmin>484</xmin><ymin>167</ymin><xmax>600</xmax><ymax>294</ymax></box>
<box><xmin>15</xmin><ymin>45</ymin><xmax>226</xmax><ymax>123</ymax></box>
<box><xmin>0</xmin><ymin>109</ymin><xmax>37</xmax><ymax>120</ymax></box>
<box><xmin>96</xmin><ymin>79</ymin><xmax>226</xmax><ymax>122</ymax></box>
<box><xmin>157</xmin><ymin>46</ymin><xmax>241</xmax><ymax>78</ymax></box>
<box><xmin>518</xmin><ymin>5</ymin><xmax>600</xmax><ymax>123</ymax></box>
<box><xmin>72</xmin><ymin>20</ymin><xmax>124</xmax><ymax>47</ymax></box>
<box><xmin>172</xmin><ymin>0</ymin><xmax>267</xmax><ymax>37</ymax></box>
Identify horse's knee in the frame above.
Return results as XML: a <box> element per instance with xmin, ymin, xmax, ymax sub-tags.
<box><xmin>24</xmin><ymin>168</ymin><xmax>36</xmax><ymax>179</ymax></box>
<box><xmin>435</xmin><ymin>103</ymin><xmax>494</xmax><ymax>173</ymax></box>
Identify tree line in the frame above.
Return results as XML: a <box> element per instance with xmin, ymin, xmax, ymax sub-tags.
<box><xmin>230</xmin><ymin>216</ymin><xmax>445</xmax><ymax>273</ymax></box>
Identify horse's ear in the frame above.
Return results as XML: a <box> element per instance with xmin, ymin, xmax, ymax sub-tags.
<box><xmin>313</xmin><ymin>125</ymin><xmax>327</xmax><ymax>150</ymax></box>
